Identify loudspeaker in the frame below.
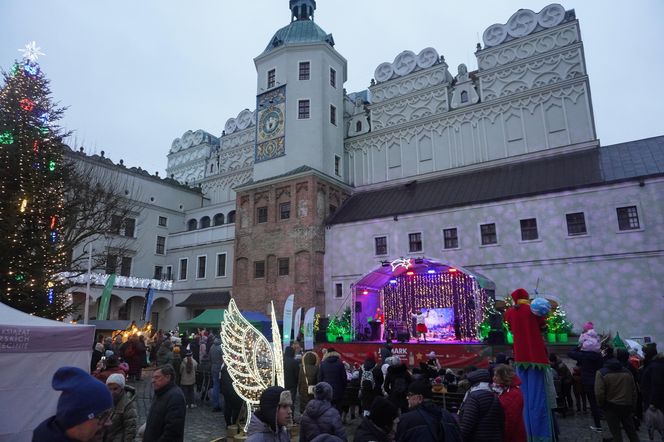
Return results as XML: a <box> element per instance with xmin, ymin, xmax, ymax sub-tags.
<box><xmin>355</xmin><ymin>301</ymin><xmax>362</xmax><ymax>313</ymax></box>
<box><xmin>487</xmin><ymin>330</ymin><xmax>505</xmax><ymax>345</ymax></box>
<box><xmin>397</xmin><ymin>332</ymin><xmax>410</xmax><ymax>343</ymax></box>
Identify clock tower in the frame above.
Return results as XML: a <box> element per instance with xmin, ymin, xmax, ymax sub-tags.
<box><xmin>232</xmin><ymin>1</ymin><xmax>351</xmax><ymax>316</ymax></box>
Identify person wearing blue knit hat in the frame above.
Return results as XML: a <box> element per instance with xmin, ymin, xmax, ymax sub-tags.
<box><xmin>33</xmin><ymin>366</ymin><xmax>113</xmax><ymax>442</ymax></box>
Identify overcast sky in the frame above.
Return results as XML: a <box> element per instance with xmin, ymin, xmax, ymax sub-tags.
<box><xmin>2</xmin><ymin>1</ymin><xmax>663</xmax><ymax>175</ymax></box>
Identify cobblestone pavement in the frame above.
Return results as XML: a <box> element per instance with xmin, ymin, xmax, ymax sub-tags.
<box><xmin>132</xmin><ymin>370</ymin><xmax>652</xmax><ymax>442</ymax></box>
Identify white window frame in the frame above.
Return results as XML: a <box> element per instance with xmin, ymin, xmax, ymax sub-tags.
<box><xmin>329</xmin><ymin>67</ymin><xmax>337</xmax><ymax>88</ymax></box>
<box><xmin>158</xmin><ymin>216</ymin><xmax>168</xmax><ymax>227</ymax></box>
<box><xmin>334</xmin><ymin>154</ymin><xmax>342</xmax><ymax>177</ymax></box>
<box><xmin>373</xmin><ymin>234</ymin><xmax>389</xmax><ymax>257</ymax></box>
<box><xmin>407</xmin><ymin>232</ymin><xmax>423</xmax><ymax>254</ymax></box>
<box><xmin>179</xmin><ymin>258</ymin><xmax>188</xmax><ymax>281</ymax></box>
<box><xmin>196</xmin><ymin>255</ymin><xmax>207</xmax><ymax>280</ymax></box>
<box><xmin>216</xmin><ymin>253</ymin><xmax>227</xmax><ymax>278</ymax></box>
<box><xmin>165</xmin><ymin>265</ymin><xmax>173</xmax><ymax>281</ymax></box>
<box><xmin>153</xmin><ymin>265</ymin><xmax>163</xmax><ymax>280</ymax></box>
<box><xmin>518</xmin><ymin>217</ymin><xmax>541</xmax><ymax>243</ymax></box>
<box><xmin>334</xmin><ymin>282</ymin><xmax>343</xmax><ymax>299</ymax></box>
<box><xmin>478</xmin><ymin>222</ymin><xmax>499</xmax><ymax>247</ymax></box>
<box><xmin>155</xmin><ymin>235</ymin><xmax>166</xmax><ymax>255</ymax></box>
<box><xmin>615</xmin><ymin>203</ymin><xmax>644</xmax><ymax>233</ymax></box>
<box><xmin>298</xmin><ymin>60</ymin><xmax>311</xmax><ymax>81</ymax></box>
<box><xmin>330</xmin><ymin>104</ymin><xmax>337</xmax><ymax>126</ymax></box>
<box><xmin>267</xmin><ymin>67</ymin><xmax>277</xmax><ymax>89</ymax></box>
<box><xmin>442</xmin><ymin>226</ymin><xmax>460</xmax><ymax>250</ymax></box>
<box><xmin>564</xmin><ymin>210</ymin><xmax>590</xmax><ymax>238</ymax></box>
<box><xmin>297</xmin><ymin>98</ymin><xmax>311</xmax><ymax>120</ymax></box>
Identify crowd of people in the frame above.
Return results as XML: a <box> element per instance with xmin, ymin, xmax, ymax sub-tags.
<box><xmin>32</xmin><ymin>325</ymin><xmax>664</xmax><ymax>442</ymax></box>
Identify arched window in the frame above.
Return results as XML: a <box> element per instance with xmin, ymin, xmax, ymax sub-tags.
<box><xmin>461</xmin><ymin>90</ymin><xmax>469</xmax><ymax>103</ymax></box>
<box><xmin>200</xmin><ymin>216</ymin><xmax>211</xmax><ymax>229</ymax></box>
<box><xmin>213</xmin><ymin>213</ymin><xmax>225</xmax><ymax>226</ymax></box>
<box><xmin>187</xmin><ymin>219</ymin><xmax>197</xmax><ymax>231</ymax></box>
<box><xmin>356</xmin><ymin>121</ymin><xmax>362</xmax><ymax>132</ymax></box>
<box><xmin>227</xmin><ymin>210</ymin><xmax>236</xmax><ymax>224</ymax></box>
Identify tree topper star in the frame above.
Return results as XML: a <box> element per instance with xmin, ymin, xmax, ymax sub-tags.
<box><xmin>18</xmin><ymin>41</ymin><xmax>45</xmax><ymax>62</ymax></box>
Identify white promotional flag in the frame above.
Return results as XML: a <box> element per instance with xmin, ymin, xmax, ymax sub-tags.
<box><xmin>303</xmin><ymin>307</ymin><xmax>316</xmax><ymax>350</ymax></box>
<box><xmin>282</xmin><ymin>294</ymin><xmax>295</xmax><ymax>348</ymax></box>
<box><xmin>293</xmin><ymin>307</ymin><xmax>303</xmax><ymax>342</ymax></box>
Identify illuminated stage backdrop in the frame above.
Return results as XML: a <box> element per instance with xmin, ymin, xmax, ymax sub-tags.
<box><xmin>381</xmin><ymin>271</ymin><xmax>486</xmax><ymax>341</ymax></box>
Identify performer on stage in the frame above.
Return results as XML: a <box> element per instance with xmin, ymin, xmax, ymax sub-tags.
<box><xmin>504</xmin><ymin>288</ymin><xmax>555</xmax><ymax>442</ymax></box>
<box><xmin>411</xmin><ymin>309</ymin><xmax>429</xmax><ymax>343</ymax></box>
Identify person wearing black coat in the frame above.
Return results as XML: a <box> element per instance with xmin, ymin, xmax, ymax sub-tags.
<box><xmin>359</xmin><ymin>354</ymin><xmax>384</xmax><ymax>415</ymax></box>
<box><xmin>396</xmin><ymin>380</ymin><xmax>460</xmax><ymax>442</ymax></box>
<box><xmin>220</xmin><ymin>361</ymin><xmax>243</xmax><ymax>427</ymax></box>
<box><xmin>641</xmin><ymin>354</ymin><xmax>664</xmax><ymax>412</ymax></box>
<box><xmin>144</xmin><ymin>364</ymin><xmax>186</xmax><ymax>442</ymax></box>
<box><xmin>569</xmin><ymin>345</ymin><xmax>604</xmax><ymax>430</ymax></box>
<box><xmin>354</xmin><ymin>397</ymin><xmax>399</xmax><ymax>442</ymax></box>
<box><xmin>284</xmin><ymin>346</ymin><xmax>301</xmax><ymax>405</ymax></box>
<box><xmin>299</xmin><ymin>382</ymin><xmax>347</xmax><ymax>442</ymax></box>
<box><xmin>384</xmin><ymin>360</ymin><xmax>412</xmax><ymax>413</ymax></box>
<box><xmin>318</xmin><ymin>349</ymin><xmax>347</xmax><ymax>412</ymax></box>
<box><xmin>458</xmin><ymin>369</ymin><xmax>504</xmax><ymax>442</ymax></box>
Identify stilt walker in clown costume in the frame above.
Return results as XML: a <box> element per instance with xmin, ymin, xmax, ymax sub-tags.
<box><xmin>504</xmin><ymin>288</ymin><xmax>556</xmax><ymax>442</ymax></box>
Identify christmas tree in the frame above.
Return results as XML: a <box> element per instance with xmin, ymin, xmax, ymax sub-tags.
<box><xmin>546</xmin><ymin>305</ymin><xmax>573</xmax><ymax>335</ymax></box>
<box><xmin>0</xmin><ymin>43</ymin><xmax>71</xmax><ymax>319</ymax></box>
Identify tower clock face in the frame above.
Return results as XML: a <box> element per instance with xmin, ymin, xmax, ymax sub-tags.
<box><xmin>259</xmin><ymin>106</ymin><xmax>284</xmax><ymax>140</ymax></box>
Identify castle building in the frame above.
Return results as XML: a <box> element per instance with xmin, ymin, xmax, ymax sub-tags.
<box><xmin>75</xmin><ymin>1</ymin><xmax>664</xmax><ymax>343</ymax></box>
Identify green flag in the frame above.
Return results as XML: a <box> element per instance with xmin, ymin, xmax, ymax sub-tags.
<box><xmin>613</xmin><ymin>332</ymin><xmax>626</xmax><ymax>349</ymax></box>
<box><xmin>97</xmin><ymin>273</ymin><xmax>116</xmax><ymax>320</ymax></box>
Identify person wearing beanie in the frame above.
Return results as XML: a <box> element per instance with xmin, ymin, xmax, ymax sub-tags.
<box><xmin>209</xmin><ymin>335</ymin><xmax>224</xmax><ymax>412</ymax></box>
<box><xmin>569</xmin><ymin>340</ymin><xmax>604</xmax><ymax>431</ymax></box>
<box><xmin>579</xmin><ymin>322</ymin><xmax>601</xmax><ymax>353</ymax></box>
<box><xmin>299</xmin><ymin>382</ymin><xmax>347</xmax><ymax>442</ymax></box>
<box><xmin>458</xmin><ymin>369</ymin><xmax>504</xmax><ymax>442</ymax></box>
<box><xmin>299</xmin><ymin>351</ymin><xmax>320</xmax><ymax>413</ymax></box>
<box><xmin>33</xmin><ymin>366</ymin><xmax>113</xmax><ymax>442</ymax></box>
<box><xmin>92</xmin><ymin>356</ymin><xmax>126</xmax><ymax>386</ymax></box>
<box><xmin>246</xmin><ymin>386</ymin><xmax>292</xmax><ymax>442</ymax></box>
<box><xmin>354</xmin><ymin>397</ymin><xmax>399</xmax><ymax>442</ymax></box>
<box><xmin>317</xmin><ymin>348</ymin><xmax>347</xmax><ymax>413</ymax></box>
<box><xmin>100</xmin><ymin>373</ymin><xmax>137</xmax><ymax>442</ymax></box>
<box><xmin>283</xmin><ymin>346</ymin><xmax>301</xmax><ymax>415</ymax></box>
<box><xmin>143</xmin><ymin>364</ymin><xmax>186</xmax><ymax>442</ymax></box>
<box><xmin>493</xmin><ymin>364</ymin><xmax>527</xmax><ymax>442</ymax></box>
<box><xmin>395</xmin><ymin>379</ymin><xmax>460</xmax><ymax>442</ymax></box>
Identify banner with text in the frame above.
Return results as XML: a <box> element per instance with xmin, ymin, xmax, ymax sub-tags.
<box><xmin>293</xmin><ymin>307</ymin><xmax>303</xmax><ymax>342</ymax></box>
<box><xmin>282</xmin><ymin>294</ymin><xmax>294</xmax><ymax>348</ymax></box>
<box><xmin>303</xmin><ymin>307</ymin><xmax>316</xmax><ymax>350</ymax></box>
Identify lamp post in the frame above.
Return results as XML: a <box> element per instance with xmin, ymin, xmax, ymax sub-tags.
<box><xmin>83</xmin><ymin>242</ymin><xmax>93</xmax><ymax>325</ymax></box>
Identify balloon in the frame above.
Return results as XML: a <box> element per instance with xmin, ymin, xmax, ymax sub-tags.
<box><xmin>530</xmin><ymin>297</ymin><xmax>552</xmax><ymax>316</ymax></box>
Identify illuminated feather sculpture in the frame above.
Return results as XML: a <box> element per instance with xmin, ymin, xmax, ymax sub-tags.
<box><xmin>220</xmin><ymin>298</ymin><xmax>284</xmax><ymax>429</ymax></box>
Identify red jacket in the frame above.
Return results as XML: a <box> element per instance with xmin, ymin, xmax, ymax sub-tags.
<box><xmin>504</xmin><ymin>289</ymin><xmax>549</xmax><ymax>365</ymax></box>
<box><xmin>497</xmin><ymin>376</ymin><xmax>527</xmax><ymax>442</ymax></box>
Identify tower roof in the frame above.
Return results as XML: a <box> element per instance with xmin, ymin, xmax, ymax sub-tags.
<box><xmin>263</xmin><ymin>19</ymin><xmax>334</xmax><ymax>54</ymax></box>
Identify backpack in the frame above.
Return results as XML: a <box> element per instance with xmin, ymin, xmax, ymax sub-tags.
<box><xmin>361</xmin><ymin>368</ymin><xmax>375</xmax><ymax>390</ymax></box>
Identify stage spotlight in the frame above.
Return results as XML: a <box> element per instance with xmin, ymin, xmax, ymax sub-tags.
<box><xmin>448</xmin><ymin>268</ymin><xmax>458</xmax><ymax>273</ymax></box>
<box><xmin>389</xmin><ymin>279</ymin><xmax>397</xmax><ymax>284</ymax></box>
<box><xmin>406</xmin><ymin>271</ymin><xmax>414</xmax><ymax>276</ymax></box>
<box><xmin>362</xmin><ymin>290</ymin><xmax>369</xmax><ymax>295</ymax></box>
<box><xmin>427</xmin><ymin>269</ymin><xmax>436</xmax><ymax>274</ymax></box>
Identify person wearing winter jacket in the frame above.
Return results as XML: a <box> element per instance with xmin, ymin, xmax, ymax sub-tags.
<box><xmin>93</xmin><ymin>356</ymin><xmax>127</xmax><ymax>384</ymax></box>
<box><xmin>299</xmin><ymin>351</ymin><xmax>320</xmax><ymax>413</ymax></box>
<box><xmin>359</xmin><ymin>353</ymin><xmax>384</xmax><ymax>416</ymax></box>
<box><xmin>299</xmin><ymin>382</ymin><xmax>347</xmax><ymax>442</ymax></box>
<box><xmin>102</xmin><ymin>373</ymin><xmax>137</xmax><ymax>442</ymax></box>
<box><xmin>156</xmin><ymin>340</ymin><xmax>174</xmax><ymax>368</ymax></box>
<box><xmin>395</xmin><ymin>380</ymin><xmax>460</xmax><ymax>442</ymax></box>
<box><xmin>143</xmin><ymin>364</ymin><xmax>186</xmax><ymax>442</ymax></box>
<box><xmin>179</xmin><ymin>351</ymin><xmax>198</xmax><ymax>408</ymax></box>
<box><xmin>246</xmin><ymin>386</ymin><xmax>292</xmax><ymax>442</ymax></box>
<box><xmin>594</xmin><ymin>348</ymin><xmax>639</xmax><ymax>442</ymax></box>
<box><xmin>283</xmin><ymin>346</ymin><xmax>301</xmax><ymax>408</ymax></box>
<box><xmin>384</xmin><ymin>358</ymin><xmax>412</xmax><ymax>413</ymax></box>
<box><xmin>458</xmin><ymin>369</ymin><xmax>504</xmax><ymax>442</ymax></box>
<box><xmin>641</xmin><ymin>353</ymin><xmax>664</xmax><ymax>413</ymax></box>
<box><xmin>318</xmin><ymin>348</ymin><xmax>347</xmax><ymax>412</ymax></box>
<box><xmin>493</xmin><ymin>364</ymin><xmax>526</xmax><ymax>442</ymax></box>
<box><xmin>354</xmin><ymin>397</ymin><xmax>399</xmax><ymax>442</ymax></box>
<box><xmin>569</xmin><ymin>340</ymin><xmax>604</xmax><ymax>431</ymax></box>
<box><xmin>209</xmin><ymin>336</ymin><xmax>224</xmax><ymax>412</ymax></box>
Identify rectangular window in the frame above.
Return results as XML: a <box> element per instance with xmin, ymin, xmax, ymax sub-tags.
<box><xmin>267</xmin><ymin>69</ymin><xmax>276</xmax><ymax>88</ymax></box>
<box><xmin>408</xmin><ymin>232</ymin><xmax>422</xmax><ymax>253</ymax></box>
<box><xmin>330</xmin><ymin>104</ymin><xmax>337</xmax><ymax>125</ymax></box>
<box><xmin>566</xmin><ymin>212</ymin><xmax>587</xmax><ymax>236</ymax></box>
<box><xmin>443</xmin><ymin>228</ymin><xmax>458</xmax><ymax>249</ymax></box>
<box><xmin>216</xmin><ymin>253</ymin><xmax>227</xmax><ymax>277</ymax></box>
<box><xmin>617</xmin><ymin>206</ymin><xmax>640</xmax><ymax>230</ymax></box>
<box><xmin>278</xmin><ymin>258</ymin><xmax>290</xmax><ymax>276</ymax></box>
<box><xmin>110</xmin><ymin>216</ymin><xmax>135</xmax><ymax>237</ymax></box>
<box><xmin>279</xmin><ymin>202</ymin><xmax>291</xmax><ymax>220</ymax></box>
<box><xmin>520</xmin><ymin>218</ymin><xmax>539</xmax><ymax>241</ymax></box>
<box><xmin>179</xmin><ymin>258</ymin><xmax>188</xmax><ymax>281</ymax></box>
<box><xmin>298</xmin><ymin>99</ymin><xmax>310</xmax><ymax>119</ymax></box>
<box><xmin>299</xmin><ymin>61</ymin><xmax>310</xmax><ymax>80</ymax></box>
<box><xmin>110</xmin><ymin>215</ymin><xmax>122</xmax><ymax>235</ymax></box>
<box><xmin>480</xmin><ymin>223</ymin><xmax>497</xmax><ymax>245</ymax></box>
<box><xmin>165</xmin><ymin>266</ymin><xmax>173</xmax><ymax>281</ymax></box>
<box><xmin>257</xmin><ymin>206</ymin><xmax>268</xmax><ymax>223</ymax></box>
<box><xmin>156</xmin><ymin>236</ymin><xmax>166</xmax><ymax>254</ymax></box>
<box><xmin>197</xmin><ymin>256</ymin><xmax>206</xmax><ymax>279</ymax></box>
<box><xmin>254</xmin><ymin>261</ymin><xmax>265</xmax><ymax>279</ymax></box>
<box><xmin>335</xmin><ymin>283</ymin><xmax>343</xmax><ymax>298</ymax></box>
<box><xmin>334</xmin><ymin>155</ymin><xmax>341</xmax><ymax>176</ymax></box>
<box><xmin>120</xmin><ymin>257</ymin><xmax>132</xmax><ymax>277</ymax></box>
<box><xmin>330</xmin><ymin>67</ymin><xmax>336</xmax><ymax>88</ymax></box>
<box><xmin>158</xmin><ymin>216</ymin><xmax>167</xmax><ymax>227</ymax></box>
<box><xmin>123</xmin><ymin>218</ymin><xmax>135</xmax><ymax>237</ymax></box>
<box><xmin>374</xmin><ymin>236</ymin><xmax>388</xmax><ymax>256</ymax></box>
<box><xmin>105</xmin><ymin>254</ymin><xmax>117</xmax><ymax>274</ymax></box>
<box><xmin>153</xmin><ymin>265</ymin><xmax>163</xmax><ymax>280</ymax></box>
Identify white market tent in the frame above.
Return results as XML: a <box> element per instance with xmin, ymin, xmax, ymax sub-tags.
<box><xmin>0</xmin><ymin>302</ymin><xmax>95</xmax><ymax>442</ymax></box>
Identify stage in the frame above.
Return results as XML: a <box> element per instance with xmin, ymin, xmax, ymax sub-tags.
<box><xmin>314</xmin><ymin>339</ymin><xmax>578</xmax><ymax>368</ymax></box>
